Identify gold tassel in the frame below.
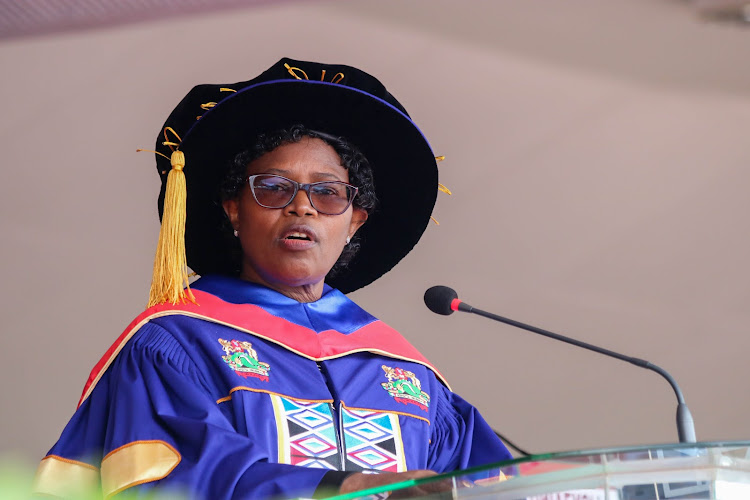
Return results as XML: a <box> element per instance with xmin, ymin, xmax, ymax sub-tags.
<box><xmin>147</xmin><ymin>150</ymin><xmax>196</xmax><ymax>307</ymax></box>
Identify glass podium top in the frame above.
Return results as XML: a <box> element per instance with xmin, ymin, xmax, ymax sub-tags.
<box><xmin>322</xmin><ymin>441</ymin><xmax>750</xmax><ymax>500</ymax></box>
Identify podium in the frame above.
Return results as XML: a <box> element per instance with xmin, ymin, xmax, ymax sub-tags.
<box><xmin>328</xmin><ymin>441</ymin><xmax>750</xmax><ymax>499</ymax></box>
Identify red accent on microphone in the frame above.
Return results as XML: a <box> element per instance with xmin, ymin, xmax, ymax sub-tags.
<box><xmin>451</xmin><ymin>298</ymin><xmax>462</xmax><ymax>311</ymax></box>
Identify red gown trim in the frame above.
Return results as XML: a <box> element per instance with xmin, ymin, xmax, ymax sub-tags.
<box><xmin>78</xmin><ymin>289</ymin><xmax>448</xmax><ymax>407</ymax></box>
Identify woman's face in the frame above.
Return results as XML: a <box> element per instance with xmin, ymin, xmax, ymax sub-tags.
<box><xmin>222</xmin><ymin>137</ymin><xmax>367</xmax><ymax>296</ymax></box>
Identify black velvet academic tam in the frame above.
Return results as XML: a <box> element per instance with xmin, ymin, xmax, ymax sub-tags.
<box><xmin>154</xmin><ymin>57</ymin><xmax>439</xmax><ymax>293</ymax></box>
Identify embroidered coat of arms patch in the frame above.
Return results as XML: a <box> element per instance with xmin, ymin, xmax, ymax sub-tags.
<box><xmin>218</xmin><ymin>338</ymin><xmax>270</xmax><ymax>381</ymax></box>
<box><xmin>380</xmin><ymin>365</ymin><xmax>430</xmax><ymax>411</ymax></box>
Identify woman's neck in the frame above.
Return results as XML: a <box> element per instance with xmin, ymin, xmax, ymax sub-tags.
<box><xmin>239</xmin><ymin>269</ymin><xmax>324</xmax><ymax>303</ymax></box>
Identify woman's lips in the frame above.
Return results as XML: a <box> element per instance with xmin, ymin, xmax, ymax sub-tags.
<box><xmin>279</xmin><ymin>226</ymin><xmax>317</xmax><ymax>250</ymax></box>
<box><xmin>280</xmin><ymin>237</ymin><xmax>316</xmax><ymax>250</ymax></box>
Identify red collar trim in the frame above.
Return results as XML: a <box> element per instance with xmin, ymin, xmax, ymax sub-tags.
<box><xmin>78</xmin><ymin>290</ymin><xmax>447</xmax><ymax>407</ymax></box>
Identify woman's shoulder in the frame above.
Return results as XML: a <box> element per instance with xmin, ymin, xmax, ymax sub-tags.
<box><xmin>75</xmin><ymin>295</ymin><xmax>225</xmax><ymax>408</ymax></box>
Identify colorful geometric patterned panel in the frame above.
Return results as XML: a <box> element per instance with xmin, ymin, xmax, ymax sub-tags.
<box><xmin>271</xmin><ymin>395</ymin><xmax>341</xmax><ymax>470</ymax></box>
<box><xmin>342</xmin><ymin>408</ymin><xmax>406</xmax><ymax>472</ymax></box>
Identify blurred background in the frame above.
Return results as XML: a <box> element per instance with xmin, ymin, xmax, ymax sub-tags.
<box><xmin>1</xmin><ymin>0</ymin><xmax>749</xmax><ymax>470</ymax></box>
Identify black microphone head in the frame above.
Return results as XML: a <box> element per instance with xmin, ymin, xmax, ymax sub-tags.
<box><xmin>424</xmin><ymin>285</ymin><xmax>458</xmax><ymax>315</ymax></box>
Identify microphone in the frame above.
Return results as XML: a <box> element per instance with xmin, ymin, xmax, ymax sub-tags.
<box><xmin>424</xmin><ymin>285</ymin><xmax>697</xmax><ymax>444</ymax></box>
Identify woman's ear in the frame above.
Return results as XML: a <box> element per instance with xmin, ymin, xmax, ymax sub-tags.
<box><xmin>222</xmin><ymin>199</ymin><xmax>240</xmax><ymax>230</ymax></box>
<box><xmin>349</xmin><ymin>207</ymin><xmax>368</xmax><ymax>237</ymax></box>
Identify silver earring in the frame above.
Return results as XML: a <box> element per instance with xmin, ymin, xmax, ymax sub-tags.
<box><xmin>346</xmin><ymin>236</ymin><xmax>351</xmax><ymax>244</ymax></box>
<box><xmin>233</xmin><ymin>229</ymin><xmax>239</xmax><ymax>237</ymax></box>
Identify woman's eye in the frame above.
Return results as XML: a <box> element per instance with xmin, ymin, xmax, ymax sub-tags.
<box><xmin>258</xmin><ymin>179</ymin><xmax>292</xmax><ymax>191</ymax></box>
<box><xmin>312</xmin><ymin>184</ymin><xmax>342</xmax><ymax>196</ymax></box>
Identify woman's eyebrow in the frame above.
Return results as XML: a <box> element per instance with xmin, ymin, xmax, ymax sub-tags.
<box><xmin>262</xmin><ymin>168</ymin><xmax>291</xmax><ymax>175</ymax></box>
<box><xmin>312</xmin><ymin>171</ymin><xmax>345</xmax><ymax>181</ymax></box>
<box><xmin>254</xmin><ymin>167</ymin><xmax>345</xmax><ymax>182</ymax></box>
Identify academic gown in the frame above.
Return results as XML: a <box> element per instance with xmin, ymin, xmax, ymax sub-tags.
<box><xmin>33</xmin><ymin>275</ymin><xmax>511</xmax><ymax>499</ymax></box>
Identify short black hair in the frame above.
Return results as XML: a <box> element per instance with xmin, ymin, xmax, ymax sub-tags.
<box><xmin>220</xmin><ymin>124</ymin><xmax>378</xmax><ymax>278</ymax></box>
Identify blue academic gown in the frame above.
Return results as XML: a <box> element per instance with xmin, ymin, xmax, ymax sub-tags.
<box><xmin>34</xmin><ymin>275</ymin><xmax>511</xmax><ymax>499</ymax></box>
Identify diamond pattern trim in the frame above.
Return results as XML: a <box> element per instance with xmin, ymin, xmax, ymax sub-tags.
<box><xmin>271</xmin><ymin>395</ymin><xmax>341</xmax><ymax>470</ymax></box>
<box><xmin>342</xmin><ymin>407</ymin><xmax>406</xmax><ymax>472</ymax></box>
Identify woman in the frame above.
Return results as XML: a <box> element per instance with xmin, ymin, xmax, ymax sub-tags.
<box><xmin>33</xmin><ymin>58</ymin><xmax>511</xmax><ymax>499</ymax></box>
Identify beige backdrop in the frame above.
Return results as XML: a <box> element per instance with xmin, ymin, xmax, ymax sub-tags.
<box><xmin>1</xmin><ymin>0</ymin><xmax>749</xmax><ymax>467</ymax></box>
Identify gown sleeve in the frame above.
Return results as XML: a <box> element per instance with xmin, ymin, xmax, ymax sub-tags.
<box><xmin>35</xmin><ymin>322</ymin><xmax>334</xmax><ymax>500</ymax></box>
<box><xmin>427</xmin><ymin>385</ymin><xmax>513</xmax><ymax>473</ymax></box>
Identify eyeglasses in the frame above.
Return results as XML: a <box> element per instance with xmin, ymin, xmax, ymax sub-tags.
<box><xmin>247</xmin><ymin>174</ymin><xmax>359</xmax><ymax>215</ymax></box>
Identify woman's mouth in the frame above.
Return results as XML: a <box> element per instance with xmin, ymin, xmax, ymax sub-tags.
<box><xmin>285</xmin><ymin>232</ymin><xmax>311</xmax><ymax>241</ymax></box>
<box><xmin>280</xmin><ymin>227</ymin><xmax>317</xmax><ymax>250</ymax></box>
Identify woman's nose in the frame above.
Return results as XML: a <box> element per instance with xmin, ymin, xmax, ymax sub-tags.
<box><xmin>284</xmin><ymin>187</ymin><xmax>316</xmax><ymax>216</ymax></box>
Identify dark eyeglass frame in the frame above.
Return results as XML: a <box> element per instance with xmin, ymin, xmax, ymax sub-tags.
<box><xmin>247</xmin><ymin>174</ymin><xmax>359</xmax><ymax>216</ymax></box>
